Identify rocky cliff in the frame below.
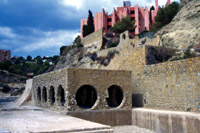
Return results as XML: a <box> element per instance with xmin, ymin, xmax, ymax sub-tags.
<box><xmin>158</xmin><ymin>0</ymin><xmax>200</xmax><ymax>49</ymax></box>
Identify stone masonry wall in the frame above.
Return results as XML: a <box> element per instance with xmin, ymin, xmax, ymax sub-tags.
<box><xmin>67</xmin><ymin>68</ymin><xmax>132</xmax><ymax>112</ymax></box>
<box><xmin>81</xmin><ymin>28</ymin><xmax>103</xmax><ymax>50</ymax></box>
<box><xmin>32</xmin><ymin>68</ymin><xmax>132</xmax><ymax>112</ymax></box>
<box><xmin>120</xmin><ymin>46</ymin><xmax>146</xmax><ymax>74</ymax></box>
<box><xmin>132</xmin><ymin>57</ymin><xmax>200</xmax><ymax>112</ymax></box>
<box><xmin>119</xmin><ymin>45</ymin><xmax>176</xmax><ymax>74</ymax></box>
<box><xmin>32</xmin><ymin>69</ymin><xmax>68</xmax><ymax>110</ymax></box>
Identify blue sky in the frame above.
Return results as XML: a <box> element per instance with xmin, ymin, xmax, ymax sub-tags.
<box><xmin>0</xmin><ymin>0</ymin><xmax>179</xmax><ymax>58</ymax></box>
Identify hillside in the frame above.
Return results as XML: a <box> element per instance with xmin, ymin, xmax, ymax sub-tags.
<box><xmin>54</xmin><ymin>0</ymin><xmax>200</xmax><ymax>71</ymax></box>
<box><xmin>0</xmin><ymin>70</ymin><xmax>27</xmax><ymax>96</ymax></box>
<box><xmin>157</xmin><ymin>0</ymin><xmax>200</xmax><ymax>49</ymax></box>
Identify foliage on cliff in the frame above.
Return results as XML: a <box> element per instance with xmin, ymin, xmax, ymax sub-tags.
<box><xmin>156</xmin><ymin>0</ymin><xmax>200</xmax><ymax>49</ymax></box>
<box><xmin>113</xmin><ymin>16</ymin><xmax>136</xmax><ymax>34</ymax></box>
<box><xmin>82</xmin><ymin>10</ymin><xmax>95</xmax><ymax>37</ymax></box>
<box><xmin>153</xmin><ymin>2</ymin><xmax>180</xmax><ymax>30</ymax></box>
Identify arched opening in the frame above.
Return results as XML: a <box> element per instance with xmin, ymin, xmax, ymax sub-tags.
<box><xmin>75</xmin><ymin>85</ymin><xmax>97</xmax><ymax>109</ymax></box>
<box><xmin>49</xmin><ymin>86</ymin><xmax>55</xmax><ymax>105</ymax></box>
<box><xmin>42</xmin><ymin>87</ymin><xmax>47</xmax><ymax>103</ymax></box>
<box><xmin>107</xmin><ymin>85</ymin><xmax>124</xmax><ymax>108</ymax></box>
<box><xmin>122</xmin><ymin>33</ymin><xmax>126</xmax><ymax>40</ymax></box>
<box><xmin>37</xmin><ymin>87</ymin><xmax>41</xmax><ymax>101</ymax></box>
<box><xmin>57</xmin><ymin>85</ymin><xmax>65</xmax><ymax>106</ymax></box>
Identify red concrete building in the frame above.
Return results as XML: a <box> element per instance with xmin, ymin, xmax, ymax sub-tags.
<box><xmin>81</xmin><ymin>0</ymin><xmax>171</xmax><ymax>38</ymax></box>
<box><xmin>0</xmin><ymin>49</ymin><xmax>11</xmax><ymax>62</ymax></box>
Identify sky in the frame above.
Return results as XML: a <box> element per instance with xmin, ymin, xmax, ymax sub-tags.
<box><xmin>0</xmin><ymin>0</ymin><xmax>180</xmax><ymax>58</ymax></box>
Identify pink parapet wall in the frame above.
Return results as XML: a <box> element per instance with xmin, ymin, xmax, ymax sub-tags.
<box><xmin>155</xmin><ymin>0</ymin><xmax>159</xmax><ymax>11</ymax></box>
<box><xmin>167</xmin><ymin>0</ymin><xmax>171</xmax><ymax>5</ymax></box>
<box><xmin>80</xmin><ymin>0</ymin><xmax>171</xmax><ymax>38</ymax></box>
<box><xmin>80</xmin><ymin>19</ymin><xmax>87</xmax><ymax>38</ymax></box>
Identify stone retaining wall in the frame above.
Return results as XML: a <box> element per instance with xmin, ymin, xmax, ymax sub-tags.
<box><xmin>81</xmin><ymin>28</ymin><xmax>103</xmax><ymax>50</ymax></box>
<box><xmin>32</xmin><ymin>68</ymin><xmax>132</xmax><ymax>112</ymax></box>
<box><xmin>132</xmin><ymin>57</ymin><xmax>200</xmax><ymax>112</ymax></box>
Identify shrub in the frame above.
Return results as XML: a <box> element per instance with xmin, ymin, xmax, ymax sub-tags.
<box><xmin>153</xmin><ymin>2</ymin><xmax>180</xmax><ymax>30</ymax></box>
<box><xmin>82</xmin><ymin>10</ymin><xmax>95</xmax><ymax>37</ymax></box>
<box><xmin>107</xmin><ymin>41</ymin><xmax>119</xmax><ymax>48</ymax></box>
<box><xmin>113</xmin><ymin>16</ymin><xmax>136</xmax><ymax>34</ymax></box>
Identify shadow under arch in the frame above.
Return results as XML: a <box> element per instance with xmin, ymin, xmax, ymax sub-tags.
<box><xmin>42</xmin><ymin>87</ymin><xmax>47</xmax><ymax>103</ymax></box>
<box><xmin>49</xmin><ymin>86</ymin><xmax>55</xmax><ymax>105</ymax></box>
<box><xmin>37</xmin><ymin>87</ymin><xmax>41</xmax><ymax>102</ymax></box>
<box><xmin>57</xmin><ymin>85</ymin><xmax>65</xmax><ymax>106</ymax></box>
<box><xmin>107</xmin><ymin>85</ymin><xmax>124</xmax><ymax>108</ymax></box>
<box><xmin>75</xmin><ymin>85</ymin><xmax>97</xmax><ymax>109</ymax></box>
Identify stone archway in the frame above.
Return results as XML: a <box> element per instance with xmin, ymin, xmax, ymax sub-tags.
<box><xmin>42</xmin><ymin>87</ymin><xmax>47</xmax><ymax>103</ymax></box>
<box><xmin>75</xmin><ymin>85</ymin><xmax>97</xmax><ymax>109</ymax></box>
<box><xmin>107</xmin><ymin>85</ymin><xmax>123</xmax><ymax>108</ymax></box>
<box><xmin>57</xmin><ymin>85</ymin><xmax>65</xmax><ymax>106</ymax></box>
<box><xmin>49</xmin><ymin>86</ymin><xmax>55</xmax><ymax>105</ymax></box>
<box><xmin>37</xmin><ymin>87</ymin><xmax>41</xmax><ymax>102</ymax></box>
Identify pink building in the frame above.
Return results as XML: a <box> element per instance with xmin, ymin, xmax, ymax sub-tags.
<box><xmin>81</xmin><ymin>0</ymin><xmax>171</xmax><ymax>38</ymax></box>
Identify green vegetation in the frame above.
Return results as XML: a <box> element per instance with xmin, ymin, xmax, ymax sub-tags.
<box><xmin>73</xmin><ymin>35</ymin><xmax>83</xmax><ymax>48</ymax></box>
<box><xmin>82</xmin><ymin>10</ymin><xmax>95</xmax><ymax>37</ymax></box>
<box><xmin>153</xmin><ymin>2</ymin><xmax>180</xmax><ymax>30</ymax></box>
<box><xmin>60</xmin><ymin>45</ymin><xmax>75</xmax><ymax>56</ymax></box>
<box><xmin>60</xmin><ymin>35</ymin><xmax>84</xmax><ymax>56</ymax></box>
<box><xmin>107</xmin><ymin>41</ymin><xmax>119</xmax><ymax>48</ymax></box>
<box><xmin>170</xmin><ymin>49</ymin><xmax>197</xmax><ymax>61</ymax></box>
<box><xmin>138</xmin><ymin>30</ymin><xmax>149</xmax><ymax>38</ymax></box>
<box><xmin>113</xmin><ymin>16</ymin><xmax>136</xmax><ymax>34</ymax></box>
<box><xmin>0</xmin><ymin>55</ymin><xmax>59</xmax><ymax>77</ymax></box>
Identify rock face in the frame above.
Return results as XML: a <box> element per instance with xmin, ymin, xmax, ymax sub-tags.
<box><xmin>181</xmin><ymin>0</ymin><xmax>193</xmax><ymax>7</ymax></box>
<box><xmin>158</xmin><ymin>0</ymin><xmax>200</xmax><ymax>49</ymax></box>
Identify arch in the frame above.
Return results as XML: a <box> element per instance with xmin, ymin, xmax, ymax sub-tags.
<box><xmin>37</xmin><ymin>87</ymin><xmax>41</xmax><ymax>101</ymax></box>
<box><xmin>122</xmin><ymin>33</ymin><xmax>126</xmax><ymax>40</ymax></box>
<box><xmin>107</xmin><ymin>85</ymin><xmax>124</xmax><ymax>108</ymax></box>
<box><xmin>57</xmin><ymin>85</ymin><xmax>65</xmax><ymax>106</ymax></box>
<box><xmin>42</xmin><ymin>87</ymin><xmax>47</xmax><ymax>103</ymax></box>
<box><xmin>75</xmin><ymin>85</ymin><xmax>97</xmax><ymax>109</ymax></box>
<box><xmin>49</xmin><ymin>86</ymin><xmax>55</xmax><ymax>105</ymax></box>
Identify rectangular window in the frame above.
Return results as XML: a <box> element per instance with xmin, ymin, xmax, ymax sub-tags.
<box><xmin>131</xmin><ymin>11</ymin><xmax>135</xmax><ymax>14</ymax></box>
<box><xmin>107</xmin><ymin>18</ymin><xmax>112</xmax><ymax>22</ymax></box>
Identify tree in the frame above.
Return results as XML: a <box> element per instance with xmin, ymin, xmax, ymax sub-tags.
<box><xmin>87</xmin><ymin>10</ymin><xmax>94</xmax><ymax>34</ymax></box>
<box><xmin>60</xmin><ymin>46</ymin><xmax>67</xmax><ymax>55</ymax></box>
<box><xmin>26</xmin><ymin>55</ymin><xmax>32</xmax><ymax>61</ymax></box>
<box><xmin>113</xmin><ymin>16</ymin><xmax>136</xmax><ymax>34</ymax></box>
<box><xmin>153</xmin><ymin>2</ymin><xmax>180</xmax><ymax>30</ymax></box>
<box><xmin>73</xmin><ymin>35</ymin><xmax>83</xmax><ymax>48</ymax></box>
<box><xmin>150</xmin><ymin>6</ymin><xmax>155</xmax><ymax>23</ymax></box>
<box><xmin>82</xmin><ymin>10</ymin><xmax>94</xmax><ymax>37</ymax></box>
<box><xmin>51</xmin><ymin>55</ymin><xmax>59</xmax><ymax>64</ymax></box>
<box><xmin>73</xmin><ymin>35</ymin><xmax>81</xmax><ymax>45</ymax></box>
<box><xmin>36</xmin><ymin>57</ymin><xmax>43</xmax><ymax>65</ymax></box>
<box><xmin>35</xmin><ymin>56</ymin><xmax>41</xmax><ymax>60</ymax></box>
